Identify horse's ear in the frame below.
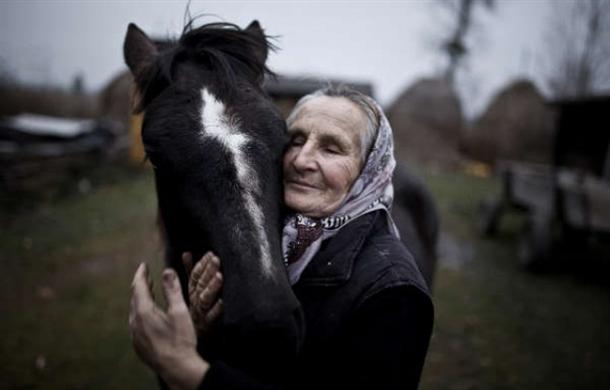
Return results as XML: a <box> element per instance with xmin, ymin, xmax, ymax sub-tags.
<box><xmin>245</xmin><ymin>20</ymin><xmax>268</xmax><ymax>65</ymax></box>
<box><xmin>124</xmin><ymin>23</ymin><xmax>158</xmax><ymax>76</ymax></box>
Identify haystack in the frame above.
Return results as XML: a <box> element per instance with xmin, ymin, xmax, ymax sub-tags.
<box><xmin>99</xmin><ymin>71</ymin><xmax>134</xmax><ymax>125</ymax></box>
<box><xmin>463</xmin><ymin>79</ymin><xmax>555</xmax><ymax>165</ymax></box>
<box><xmin>387</xmin><ymin>78</ymin><xmax>464</xmax><ymax>166</ymax></box>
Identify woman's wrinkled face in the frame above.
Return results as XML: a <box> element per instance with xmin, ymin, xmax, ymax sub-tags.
<box><xmin>283</xmin><ymin>96</ymin><xmax>368</xmax><ymax>218</ymax></box>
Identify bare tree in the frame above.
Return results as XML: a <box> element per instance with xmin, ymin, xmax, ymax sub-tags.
<box><xmin>545</xmin><ymin>0</ymin><xmax>610</xmax><ymax>98</ymax></box>
<box><xmin>437</xmin><ymin>0</ymin><xmax>495</xmax><ymax>85</ymax></box>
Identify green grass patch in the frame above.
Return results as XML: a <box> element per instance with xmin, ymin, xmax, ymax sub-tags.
<box><xmin>1</xmin><ymin>167</ymin><xmax>162</xmax><ymax>389</ymax></box>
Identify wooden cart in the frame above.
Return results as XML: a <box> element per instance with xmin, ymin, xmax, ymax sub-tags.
<box><xmin>479</xmin><ymin>96</ymin><xmax>610</xmax><ymax>270</ymax></box>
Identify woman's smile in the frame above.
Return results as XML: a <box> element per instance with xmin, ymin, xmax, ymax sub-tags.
<box><xmin>285</xmin><ymin>178</ymin><xmax>320</xmax><ymax>190</ymax></box>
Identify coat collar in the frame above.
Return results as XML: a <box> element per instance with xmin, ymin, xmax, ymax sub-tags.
<box><xmin>294</xmin><ymin>211</ymin><xmax>381</xmax><ymax>287</ymax></box>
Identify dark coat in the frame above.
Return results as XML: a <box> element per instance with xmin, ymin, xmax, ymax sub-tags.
<box><xmin>200</xmin><ymin>210</ymin><xmax>434</xmax><ymax>389</ymax></box>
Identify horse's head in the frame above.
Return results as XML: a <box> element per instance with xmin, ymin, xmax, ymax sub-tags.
<box><xmin>124</xmin><ymin>21</ymin><xmax>301</xmax><ymax>373</ymax></box>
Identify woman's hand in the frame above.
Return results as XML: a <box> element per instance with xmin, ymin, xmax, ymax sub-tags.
<box><xmin>182</xmin><ymin>252</ymin><xmax>224</xmax><ymax>336</ymax></box>
<box><xmin>129</xmin><ymin>263</ymin><xmax>208</xmax><ymax>390</ymax></box>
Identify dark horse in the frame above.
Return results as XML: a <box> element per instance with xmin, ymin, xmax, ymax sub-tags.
<box><xmin>123</xmin><ymin>21</ymin><xmax>302</xmax><ymax>381</ymax></box>
<box><xmin>123</xmin><ymin>17</ymin><xmax>438</xmax><ymax>384</ymax></box>
<box><xmin>392</xmin><ymin>163</ymin><xmax>439</xmax><ymax>289</ymax></box>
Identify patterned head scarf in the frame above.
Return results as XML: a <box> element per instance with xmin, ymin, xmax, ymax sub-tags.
<box><xmin>282</xmin><ymin>88</ymin><xmax>398</xmax><ymax>285</ymax></box>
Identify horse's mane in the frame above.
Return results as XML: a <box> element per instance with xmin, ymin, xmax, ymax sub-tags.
<box><xmin>134</xmin><ymin>21</ymin><xmax>276</xmax><ymax>112</ymax></box>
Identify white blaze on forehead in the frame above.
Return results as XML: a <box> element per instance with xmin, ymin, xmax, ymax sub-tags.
<box><xmin>199</xmin><ymin>88</ymin><xmax>273</xmax><ymax>276</ymax></box>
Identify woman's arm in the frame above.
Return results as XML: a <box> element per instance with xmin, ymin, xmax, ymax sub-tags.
<box><xmin>339</xmin><ymin>285</ymin><xmax>434</xmax><ymax>389</ymax></box>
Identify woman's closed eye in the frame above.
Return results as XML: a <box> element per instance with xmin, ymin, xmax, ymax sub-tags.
<box><xmin>290</xmin><ymin>134</ymin><xmax>306</xmax><ymax>146</ymax></box>
<box><xmin>324</xmin><ymin>146</ymin><xmax>342</xmax><ymax>155</ymax></box>
<box><xmin>321</xmin><ymin>139</ymin><xmax>346</xmax><ymax>155</ymax></box>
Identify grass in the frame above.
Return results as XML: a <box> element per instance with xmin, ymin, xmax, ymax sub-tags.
<box><xmin>0</xmin><ymin>166</ymin><xmax>162</xmax><ymax>389</ymax></box>
<box><xmin>1</xmin><ymin>165</ymin><xmax>609</xmax><ymax>389</ymax></box>
<box><xmin>420</xmin><ymin>169</ymin><xmax>610</xmax><ymax>390</ymax></box>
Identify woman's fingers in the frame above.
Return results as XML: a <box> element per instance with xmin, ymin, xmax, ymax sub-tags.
<box><xmin>189</xmin><ymin>252</ymin><xmax>219</xmax><ymax>303</ymax></box>
<box><xmin>188</xmin><ymin>254</ymin><xmax>210</xmax><ymax>304</ymax></box>
<box><xmin>205</xmin><ymin>299</ymin><xmax>223</xmax><ymax>324</ymax></box>
<box><xmin>145</xmin><ymin>266</ymin><xmax>156</xmax><ymax>302</ymax></box>
<box><xmin>199</xmin><ymin>271</ymin><xmax>223</xmax><ymax>309</ymax></box>
<box><xmin>128</xmin><ymin>264</ymin><xmax>200</xmax><ymax>378</ymax></box>
<box><xmin>131</xmin><ymin>263</ymin><xmax>154</xmax><ymax>312</ymax></box>
<box><xmin>186</xmin><ymin>252</ymin><xmax>223</xmax><ymax>335</ymax></box>
<box><xmin>191</xmin><ymin>296</ymin><xmax>223</xmax><ymax>334</ymax></box>
<box><xmin>195</xmin><ymin>253</ymin><xmax>219</xmax><ymax>296</ymax></box>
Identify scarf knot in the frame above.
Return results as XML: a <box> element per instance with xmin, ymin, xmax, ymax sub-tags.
<box><xmin>284</xmin><ymin>215</ymin><xmax>323</xmax><ymax>265</ymax></box>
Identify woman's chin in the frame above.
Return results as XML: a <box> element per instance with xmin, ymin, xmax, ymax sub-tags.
<box><xmin>285</xmin><ymin>193</ymin><xmax>319</xmax><ymax>216</ymax></box>
<box><xmin>285</xmin><ymin>197</ymin><xmax>310</xmax><ymax>213</ymax></box>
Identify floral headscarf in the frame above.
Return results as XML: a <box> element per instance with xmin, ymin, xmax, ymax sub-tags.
<box><xmin>282</xmin><ymin>92</ymin><xmax>398</xmax><ymax>285</ymax></box>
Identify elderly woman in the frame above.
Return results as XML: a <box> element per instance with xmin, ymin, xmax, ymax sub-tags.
<box><xmin>130</xmin><ymin>85</ymin><xmax>433</xmax><ymax>389</ymax></box>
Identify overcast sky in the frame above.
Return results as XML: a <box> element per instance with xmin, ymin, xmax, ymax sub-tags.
<box><xmin>0</xmin><ymin>0</ymin><xmax>555</xmax><ymax>117</ymax></box>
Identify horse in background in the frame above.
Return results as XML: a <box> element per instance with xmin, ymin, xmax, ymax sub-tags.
<box><xmin>392</xmin><ymin>163</ymin><xmax>439</xmax><ymax>289</ymax></box>
<box><xmin>123</xmin><ymin>21</ymin><xmax>302</xmax><ymax>382</ymax></box>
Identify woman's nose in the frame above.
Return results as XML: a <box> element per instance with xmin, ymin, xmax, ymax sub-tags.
<box><xmin>291</xmin><ymin>143</ymin><xmax>317</xmax><ymax>172</ymax></box>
